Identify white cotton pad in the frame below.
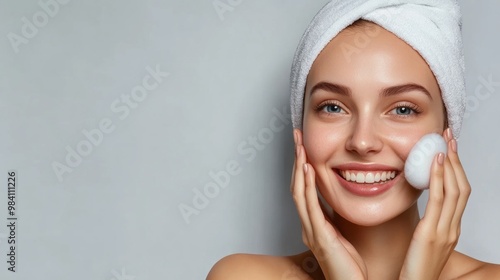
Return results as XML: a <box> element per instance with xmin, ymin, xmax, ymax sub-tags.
<box><xmin>404</xmin><ymin>133</ymin><xmax>448</xmax><ymax>190</ymax></box>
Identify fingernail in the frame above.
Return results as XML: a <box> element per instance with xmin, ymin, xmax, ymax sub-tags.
<box><xmin>437</xmin><ymin>153</ymin><xmax>445</xmax><ymax>165</ymax></box>
<box><xmin>451</xmin><ymin>139</ymin><xmax>457</xmax><ymax>153</ymax></box>
<box><xmin>293</xmin><ymin>130</ymin><xmax>297</xmax><ymax>145</ymax></box>
<box><xmin>303</xmin><ymin>163</ymin><xmax>308</xmax><ymax>174</ymax></box>
<box><xmin>445</xmin><ymin>128</ymin><xmax>452</xmax><ymax>140</ymax></box>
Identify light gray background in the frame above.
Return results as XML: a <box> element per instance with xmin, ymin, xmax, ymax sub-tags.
<box><xmin>0</xmin><ymin>0</ymin><xmax>498</xmax><ymax>279</ymax></box>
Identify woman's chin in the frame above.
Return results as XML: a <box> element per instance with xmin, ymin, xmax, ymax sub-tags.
<box><xmin>339</xmin><ymin>210</ymin><xmax>399</xmax><ymax>227</ymax></box>
<box><xmin>318</xmin><ymin>174</ymin><xmax>422</xmax><ymax>227</ymax></box>
<box><xmin>331</xmin><ymin>197</ymin><xmax>421</xmax><ymax>227</ymax></box>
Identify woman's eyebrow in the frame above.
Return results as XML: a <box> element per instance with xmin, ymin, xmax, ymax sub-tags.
<box><xmin>309</xmin><ymin>82</ymin><xmax>433</xmax><ymax>100</ymax></box>
<box><xmin>382</xmin><ymin>83</ymin><xmax>433</xmax><ymax>100</ymax></box>
<box><xmin>309</xmin><ymin>82</ymin><xmax>351</xmax><ymax>98</ymax></box>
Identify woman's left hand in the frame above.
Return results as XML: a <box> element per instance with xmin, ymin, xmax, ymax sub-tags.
<box><xmin>399</xmin><ymin>128</ymin><xmax>471</xmax><ymax>280</ymax></box>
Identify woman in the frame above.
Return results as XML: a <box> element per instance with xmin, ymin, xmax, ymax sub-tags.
<box><xmin>207</xmin><ymin>1</ymin><xmax>500</xmax><ymax>279</ymax></box>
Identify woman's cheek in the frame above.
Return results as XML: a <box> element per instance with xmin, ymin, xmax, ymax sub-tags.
<box><xmin>303</xmin><ymin>124</ymin><xmax>340</xmax><ymax>164</ymax></box>
<box><xmin>302</xmin><ymin>130</ymin><xmax>321</xmax><ymax>164</ymax></box>
<box><xmin>382</xmin><ymin>127</ymin><xmax>429</xmax><ymax>160</ymax></box>
<box><xmin>303</xmin><ymin>125</ymin><xmax>324</xmax><ymax>162</ymax></box>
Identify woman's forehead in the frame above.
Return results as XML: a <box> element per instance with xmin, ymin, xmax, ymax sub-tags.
<box><xmin>306</xmin><ymin>23</ymin><xmax>441</xmax><ymax>98</ymax></box>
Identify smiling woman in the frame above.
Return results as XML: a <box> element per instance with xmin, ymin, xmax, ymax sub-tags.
<box><xmin>207</xmin><ymin>1</ymin><xmax>500</xmax><ymax>279</ymax></box>
<box><xmin>301</xmin><ymin>22</ymin><xmax>446</xmax><ymax>228</ymax></box>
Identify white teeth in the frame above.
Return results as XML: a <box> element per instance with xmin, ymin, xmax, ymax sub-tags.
<box><xmin>365</xmin><ymin>173</ymin><xmax>374</xmax><ymax>183</ymax></box>
<box><xmin>356</xmin><ymin>173</ymin><xmax>364</xmax><ymax>183</ymax></box>
<box><xmin>381</xmin><ymin>172</ymin><xmax>387</xmax><ymax>181</ymax></box>
<box><xmin>339</xmin><ymin>170</ymin><xmax>398</xmax><ymax>184</ymax></box>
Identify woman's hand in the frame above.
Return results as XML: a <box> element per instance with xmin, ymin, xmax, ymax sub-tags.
<box><xmin>399</xmin><ymin>128</ymin><xmax>471</xmax><ymax>280</ymax></box>
<box><xmin>291</xmin><ymin>129</ymin><xmax>367</xmax><ymax>280</ymax></box>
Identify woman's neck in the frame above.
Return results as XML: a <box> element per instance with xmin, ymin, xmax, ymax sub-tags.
<box><xmin>332</xmin><ymin>203</ymin><xmax>421</xmax><ymax>279</ymax></box>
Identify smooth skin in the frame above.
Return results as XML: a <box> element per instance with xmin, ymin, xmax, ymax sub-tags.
<box><xmin>207</xmin><ymin>22</ymin><xmax>500</xmax><ymax>280</ymax></box>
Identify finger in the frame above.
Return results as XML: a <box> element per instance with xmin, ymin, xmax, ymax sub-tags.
<box><xmin>304</xmin><ymin>163</ymin><xmax>339</xmax><ymax>241</ymax></box>
<box><xmin>438</xmin><ymin>155</ymin><xmax>459</xmax><ymax>233</ymax></box>
<box><xmin>304</xmin><ymin>163</ymin><xmax>322</xmax><ymax>231</ymax></box>
<box><xmin>422</xmin><ymin>153</ymin><xmax>445</xmax><ymax>226</ymax></box>
<box><xmin>318</xmin><ymin>196</ymin><xmax>334</xmax><ymax>224</ymax></box>
<box><xmin>290</xmin><ymin>129</ymin><xmax>301</xmax><ymax>193</ymax></box>
<box><xmin>290</xmin><ymin>144</ymin><xmax>299</xmax><ymax>193</ymax></box>
<box><xmin>303</xmin><ymin>163</ymin><xmax>345</xmax><ymax>262</ymax></box>
<box><xmin>290</xmin><ymin>129</ymin><xmax>303</xmax><ymax>192</ymax></box>
<box><xmin>292</xmin><ymin>144</ymin><xmax>313</xmax><ymax>235</ymax></box>
<box><xmin>443</xmin><ymin>127</ymin><xmax>452</xmax><ymax>142</ymax></box>
<box><xmin>296</xmin><ymin>128</ymin><xmax>303</xmax><ymax>146</ymax></box>
<box><xmin>447</xmin><ymin>138</ymin><xmax>471</xmax><ymax>230</ymax></box>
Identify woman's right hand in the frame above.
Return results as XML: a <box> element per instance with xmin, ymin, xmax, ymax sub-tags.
<box><xmin>291</xmin><ymin>129</ymin><xmax>367</xmax><ymax>280</ymax></box>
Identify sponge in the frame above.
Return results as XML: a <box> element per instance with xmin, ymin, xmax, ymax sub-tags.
<box><xmin>404</xmin><ymin>133</ymin><xmax>448</xmax><ymax>190</ymax></box>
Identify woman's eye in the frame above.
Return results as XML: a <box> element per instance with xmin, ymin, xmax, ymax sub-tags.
<box><xmin>394</xmin><ymin>106</ymin><xmax>412</xmax><ymax>115</ymax></box>
<box><xmin>314</xmin><ymin>101</ymin><xmax>346</xmax><ymax>116</ymax></box>
<box><xmin>390</xmin><ymin>105</ymin><xmax>420</xmax><ymax>116</ymax></box>
<box><xmin>323</xmin><ymin>104</ymin><xmax>343</xmax><ymax>113</ymax></box>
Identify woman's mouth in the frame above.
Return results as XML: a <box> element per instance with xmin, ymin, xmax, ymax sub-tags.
<box><xmin>337</xmin><ymin>170</ymin><xmax>398</xmax><ymax>184</ymax></box>
<box><xmin>333</xmin><ymin>169</ymin><xmax>401</xmax><ymax>196</ymax></box>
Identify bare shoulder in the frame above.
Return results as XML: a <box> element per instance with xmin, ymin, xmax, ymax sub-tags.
<box><xmin>443</xmin><ymin>251</ymin><xmax>500</xmax><ymax>280</ymax></box>
<box><xmin>206</xmin><ymin>251</ymin><xmax>323</xmax><ymax>280</ymax></box>
<box><xmin>473</xmin><ymin>263</ymin><xmax>500</xmax><ymax>279</ymax></box>
<box><xmin>457</xmin><ymin>262</ymin><xmax>500</xmax><ymax>279</ymax></box>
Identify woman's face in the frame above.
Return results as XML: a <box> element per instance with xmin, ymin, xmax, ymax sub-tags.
<box><xmin>302</xmin><ymin>23</ymin><xmax>446</xmax><ymax>226</ymax></box>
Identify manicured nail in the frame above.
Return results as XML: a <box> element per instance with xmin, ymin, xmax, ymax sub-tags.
<box><xmin>451</xmin><ymin>139</ymin><xmax>457</xmax><ymax>153</ymax></box>
<box><xmin>303</xmin><ymin>163</ymin><xmax>308</xmax><ymax>174</ymax></box>
<box><xmin>445</xmin><ymin>128</ymin><xmax>452</xmax><ymax>141</ymax></box>
<box><xmin>293</xmin><ymin>130</ymin><xmax>298</xmax><ymax>145</ymax></box>
<box><xmin>437</xmin><ymin>153</ymin><xmax>445</xmax><ymax>165</ymax></box>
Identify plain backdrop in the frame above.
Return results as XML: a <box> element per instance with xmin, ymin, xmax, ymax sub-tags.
<box><xmin>0</xmin><ymin>0</ymin><xmax>499</xmax><ymax>279</ymax></box>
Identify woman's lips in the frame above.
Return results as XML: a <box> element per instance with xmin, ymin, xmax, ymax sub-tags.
<box><xmin>333</xmin><ymin>168</ymin><xmax>402</xmax><ymax>196</ymax></box>
<box><xmin>340</xmin><ymin>170</ymin><xmax>397</xmax><ymax>183</ymax></box>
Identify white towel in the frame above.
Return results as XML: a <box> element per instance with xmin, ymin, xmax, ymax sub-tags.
<box><xmin>290</xmin><ymin>0</ymin><xmax>465</xmax><ymax>138</ymax></box>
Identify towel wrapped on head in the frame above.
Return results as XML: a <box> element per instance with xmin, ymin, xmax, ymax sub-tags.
<box><xmin>290</xmin><ymin>0</ymin><xmax>465</xmax><ymax>138</ymax></box>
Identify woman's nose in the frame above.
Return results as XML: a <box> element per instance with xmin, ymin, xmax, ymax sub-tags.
<box><xmin>345</xmin><ymin>118</ymin><xmax>383</xmax><ymax>156</ymax></box>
